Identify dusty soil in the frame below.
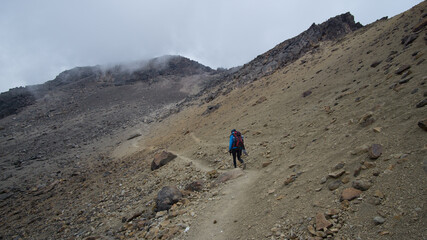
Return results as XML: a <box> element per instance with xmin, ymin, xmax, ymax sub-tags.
<box><xmin>1</xmin><ymin>2</ymin><xmax>426</xmax><ymax>240</ymax></box>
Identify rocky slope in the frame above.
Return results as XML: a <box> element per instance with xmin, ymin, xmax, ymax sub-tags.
<box><xmin>1</xmin><ymin>2</ymin><xmax>427</xmax><ymax>240</ymax></box>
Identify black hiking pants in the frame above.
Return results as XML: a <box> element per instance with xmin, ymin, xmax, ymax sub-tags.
<box><xmin>231</xmin><ymin>149</ymin><xmax>244</xmax><ymax>168</ymax></box>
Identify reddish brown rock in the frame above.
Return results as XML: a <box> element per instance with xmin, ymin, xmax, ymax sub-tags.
<box><xmin>315</xmin><ymin>213</ymin><xmax>332</xmax><ymax>230</ymax></box>
<box><xmin>341</xmin><ymin>188</ymin><xmax>362</xmax><ymax>201</ymax></box>
<box><xmin>368</xmin><ymin>144</ymin><xmax>383</xmax><ymax>159</ymax></box>
<box><xmin>151</xmin><ymin>151</ymin><xmax>177</xmax><ymax>171</ymax></box>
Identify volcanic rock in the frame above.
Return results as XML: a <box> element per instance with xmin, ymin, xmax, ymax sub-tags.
<box><xmin>151</xmin><ymin>151</ymin><xmax>177</xmax><ymax>171</ymax></box>
<box><xmin>155</xmin><ymin>186</ymin><xmax>183</xmax><ymax>212</ymax></box>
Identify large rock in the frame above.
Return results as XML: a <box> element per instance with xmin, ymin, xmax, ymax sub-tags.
<box><xmin>151</xmin><ymin>151</ymin><xmax>177</xmax><ymax>171</ymax></box>
<box><xmin>215</xmin><ymin>169</ymin><xmax>244</xmax><ymax>184</ymax></box>
<box><xmin>155</xmin><ymin>186</ymin><xmax>182</xmax><ymax>212</ymax></box>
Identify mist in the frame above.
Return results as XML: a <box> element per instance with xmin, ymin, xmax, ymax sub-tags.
<box><xmin>0</xmin><ymin>0</ymin><xmax>423</xmax><ymax>93</ymax></box>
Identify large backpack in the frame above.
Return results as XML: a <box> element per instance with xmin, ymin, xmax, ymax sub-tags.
<box><xmin>232</xmin><ymin>131</ymin><xmax>244</xmax><ymax>149</ymax></box>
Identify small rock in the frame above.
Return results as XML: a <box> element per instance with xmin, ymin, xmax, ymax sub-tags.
<box><xmin>302</xmin><ymin>90</ymin><xmax>312</xmax><ymax>97</ymax></box>
<box><xmin>373</xmin><ymin>216</ymin><xmax>385</xmax><ymax>225</ymax></box>
<box><xmin>363</xmin><ymin>161</ymin><xmax>376</xmax><ymax>169</ymax></box>
<box><xmin>341</xmin><ymin>176</ymin><xmax>351</xmax><ymax>184</ymax></box>
<box><xmin>320</xmin><ymin>176</ymin><xmax>327</xmax><ymax>184</ymax></box>
<box><xmin>370</xmin><ymin>60</ymin><xmax>382</xmax><ymax>68</ymax></box>
<box><xmin>354</xmin><ymin>166</ymin><xmax>362</xmax><ymax>177</ymax></box>
<box><xmin>373</xmin><ymin>127</ymin><xmax>382</xmax><ymax>133</ymax></box>
<box><xmin>316</xmin><ymin>213</ymin><xmax>332</xmax><ymax>231</ymax></box>
<box><xmin>416</xmin><ymin>99</ymin><xmax>427</xmax><ymax>108</ymax></box>
<box><xmin>262</xmin><ymin>162</ymin><xmax>272</xmax><ymax>168</ymax></box>
<box><xmin>328</xmin><ymin>170</ymin><xmax>345</xmax><ymax>178</ymax></box>
<box><xmin>307</xmin><ymin>225</ymin><xmax>317</xmax><ymax>235</ymax></box>
<box><xmin>341</xmin><ymin>188</ymin><xmax>362</xmax><ymax>201</ymax></box>
<box><xmin>253</xmin><ymin>96</ymin><xmax>267</xmax><ymax>106</ymax></box>
<box><xmin>325</xmin><ymin>209</ymin><xmax>340</xmax><ymax>216</ymax></box>
<box><xmin>411</xmin><ymin>88</ymin><xmax>419</xmax><ymax>94</ymax></box>
<box><xmin>417</xmin><ymin>119</ymin><xmax>427</xmax><ymax>131</ymax></box>
<box><xmin>333</xmin><ymin>162</ymin><xmax>345</xmax><ymax>170</ymax></box>
<box><xmin>284</xmin><ymin>175</ymin><xmax>297</xmax><ymax>185</ymax></box>
<box><xmin>359</xmin><ymin>112</ymin><xmax>375</xmax><ymax>127</ymax></box>
<box><xmin>368</xmin><ymin>144</ymin><xmax>383</xmax><ymax>159</ymax></box>
<box><xmin>328</xmin><ymin>181</ymin><xmax>341</xmax><ymax>191</ymax></box>
<box><xmin>352</xmin><ymin>179</ymin><xmax>372</xmax><ymax>191</ymax></box>
<box><xmin>395</xmin><ymin>65</ymin><xmax>411</xmax><ymax>75</ymax></box>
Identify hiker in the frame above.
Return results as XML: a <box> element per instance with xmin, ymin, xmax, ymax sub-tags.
<box><xmin>229</xmin><ymin>129</ymin><xmax>247</xmax><ymax>169</ymax></box>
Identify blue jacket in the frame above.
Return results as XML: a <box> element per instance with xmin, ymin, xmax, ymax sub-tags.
<box><xmin>229</xmin><ymin>131</ymin><xmax>244</xmax><ymax>151</ymax></box>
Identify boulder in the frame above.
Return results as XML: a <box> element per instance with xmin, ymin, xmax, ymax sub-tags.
<box><xmin>151</xmin><ymin>151</ymin><xmax>177</xmax><ymax>171</ymax></box>
<box><xmin>155</xmin><ymin>186</ymin><xmax>182</xmax><ymax>212</ymax></box>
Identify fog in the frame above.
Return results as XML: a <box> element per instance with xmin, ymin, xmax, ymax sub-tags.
<box><xmin>0</xmin><ymin>0</ymin><xmax>423</xmax><ymax>93</ymax></box>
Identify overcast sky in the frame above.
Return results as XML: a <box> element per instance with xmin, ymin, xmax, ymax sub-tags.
<box><xmin>0</xmin><ymin>0</ymin><xmax>423</xmax><ymax>93</ymax></box>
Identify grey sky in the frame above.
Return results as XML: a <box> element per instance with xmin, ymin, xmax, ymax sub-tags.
<box><xmin>0</xmin><ymin>0</ymin><xmax>423</xmax><ymax>93</ymax></box>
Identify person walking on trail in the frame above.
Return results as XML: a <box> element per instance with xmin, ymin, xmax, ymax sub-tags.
<box><xmin>229</xmin><ymin>129</ymin><xmax>247</xmax><ymax>169</ymax></box>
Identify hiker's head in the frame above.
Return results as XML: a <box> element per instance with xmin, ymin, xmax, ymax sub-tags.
<box><xmin>231</xmin><ymin>129</ymin><xmax>236</xmax><ymax>133</ymax></box>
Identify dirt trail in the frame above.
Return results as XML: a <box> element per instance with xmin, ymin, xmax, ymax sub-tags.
<box><xmin>170</xmin><ymin>132</ymin><xmax>262</xmax><ymax>240</ymax></box>
<box><xmin>183</xmin><ymin>168</ymin><xmax>260</xmax><ymax>240</ymax></box>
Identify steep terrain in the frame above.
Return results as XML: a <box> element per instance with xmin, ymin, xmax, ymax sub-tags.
<box><xmin>1</xmin><ymin>2</ymin><xmax>427</xmax><ymax>240</ymax></box>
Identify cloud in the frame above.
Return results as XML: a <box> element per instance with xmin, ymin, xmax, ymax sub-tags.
<box><xmin>0</xmin><ymin>0</ymin><xmax>423</xmax><ymax>93</ymax></box>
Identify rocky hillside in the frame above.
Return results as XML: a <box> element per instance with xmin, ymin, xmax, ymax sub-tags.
<box><xmin>0</xmin><ymin>55</ymin><xmax>218</xmax><ymax>195</ymax></box>
<box><xmin>1</xmin><ymin>2</ymin><xmax>427</xmax><ymax>240</ymax></box>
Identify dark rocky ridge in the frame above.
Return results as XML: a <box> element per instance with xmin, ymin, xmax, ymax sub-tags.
<box><xmin>0</xmin><ymin>55</ymin><xmax>214</xmax><ymax>119</ymax></box>
<box><xmin>234</xmin><ymin>12</ymin><xmax>363</xmax><ymax>84</ymax></box>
